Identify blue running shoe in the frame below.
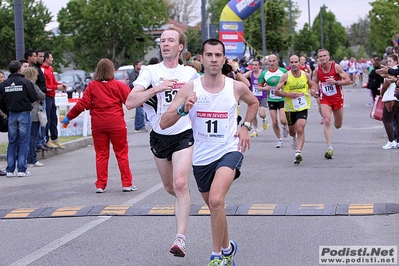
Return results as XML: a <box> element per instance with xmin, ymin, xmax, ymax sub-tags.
<box><xmin>221</xmin><ymin>240</ymin><xmax>238</xmax><ymax>266</ymax></box>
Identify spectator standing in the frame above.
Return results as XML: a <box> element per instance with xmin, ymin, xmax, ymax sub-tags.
<box><xmin>367</xmin><ymin>58</ymin><xmax>384</xmax><ymax>101</ymax></box>
<box><xmin>0</xmin><ymin>61</ymin><xmax>37</xmax><ymax>177</ymax></box>
<box><xmin>41</xmin><ymin>52</ymin><xmax>65</xmax><ymax>149</ymax></box>
<box><xmin>33</xmin><ymin>49</ymin><xmax>50</xmax><ymax>151</ymax></box>
<box><xmin>128</xmin><ymin>60</ymin><xmax>147</xmax><ymax>132</ymax></box>
<box><xmin>62</xmin><ymin>58</ymin><xmax>137</xmax><ymax>192</ymax></box>
<box><xmin>380</xmin><ymin>54</ymin><xmax>399</xmax><ymax>149</ymax></box>
<box><xmin>0</xmin><ymin>70</ymin><xmax>6</xmax><ymax>176</ymax></box>
<box><xmin>22</xmin><ymin>67</ymin><xmax>46</xmax><ymax>167</ymax></box>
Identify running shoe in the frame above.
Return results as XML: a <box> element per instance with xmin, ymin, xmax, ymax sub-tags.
<box><xmin>250</xmin><ymin>130</ymin><xmax>258</xmax><ymax>137</ymax></box>
<box><xmin>96</xmin><ymin>188</ymin><xmax>105</xmax><ymax>193</ymax></box>
<box><xmin>276</xmin><ymin>139</ymin><xmax>283</xmax><ymax>148</ymax></box>
<box><xmin>291</xmin><ymin>136</ymin><xmax>296</xmax><ymax>149</ymax></box>
<box><xmin>294</xmin><ymin>151</ymin><xmax>302</xmax><ymax>164</ymax></box>
<box><xmin>17</xmin><ymin>171</ymin><xmax>31</xmax><ymax>177</ymax></box>
<box><xmin>222</xmin><ymin>240</ymin><xmax>238</xmax><ymax>266</ymax></box>
<box><xmin>324</xmin><ymin>148</ymin><xmax>334</xmax><ymax>159</ymax></box>
<box><xmin>262</xmin><ymin>118</ymin><xmax>268</xmax><ymax>130</ymax></box>
<box><xmin>6</xmin><ymin>172</ymin><xmax>15</xmax><ymax>178</ymax></box>
<box><xmin>122</xmin><ymin>186</ymin><xmax>138</xmax><ymax>192</ymax></box>
<box><xmin>169</xmin><ymin>236</ymin><xmax>186</xmax><ymax>257</ymax></box>
<box><xmin>282</xmin><ymin>125</ymin><xmax>288</xmax><ymax>138</ymax></box>
<box><xmin>382</xmin><ymin>141</ymin><xmax>397</xmax><ymax>150</ymax></box>
<box><xmin>209</xmin><ymin>255</ymin><xmax>223</xmax><ymax>266</ymax></box>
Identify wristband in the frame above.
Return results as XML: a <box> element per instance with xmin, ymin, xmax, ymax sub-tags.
<box><xmin>176</xmin><ymin>103</ymin><xmax>188</xmax><ymax>116</ymax></box>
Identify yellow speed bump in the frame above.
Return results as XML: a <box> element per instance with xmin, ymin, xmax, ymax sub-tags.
<box><xmin>4</xmin><ymin>208</ymin><xmax>36</xmax><ymax>218</ymax></box>
<box><xmin>348</xmin><ymin>204</ymin><xmax>374</xmax><ymax>215</ymax></box>
<box><xmin>100</xmin><ymin>205</ymin><xmax>130</xmax><ymax>215</ymax></box>
<box><xmin>248</xmin><ymin>204</ymin><xmax>276</xmax><ymax>215</ymax></box>
<box><xmin>52</xmin><ymin>206</ymin><xmax>84</xmax><ymax>217</ymax></box>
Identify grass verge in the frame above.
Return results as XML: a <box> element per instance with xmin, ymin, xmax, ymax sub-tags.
<box><xmin>0</xmin><ymin>135</ymin><xmax>87</xmax><ymax>154</ymax></box>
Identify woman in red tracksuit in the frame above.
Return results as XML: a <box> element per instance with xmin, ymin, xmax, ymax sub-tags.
<box><xmin>62</xmin><ymin>58</ymin><xmax>137</xmax><ymax>193</ymax></box>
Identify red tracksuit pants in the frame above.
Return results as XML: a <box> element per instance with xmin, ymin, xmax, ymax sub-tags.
<box><xmin>92</xmin><ymin>127</ymin><xmax>132</xmax><ymax>189</ymax></box>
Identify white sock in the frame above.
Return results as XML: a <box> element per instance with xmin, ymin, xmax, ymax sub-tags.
<box><xmin>211</xmin><ymin>251</ymin><xmax>222</xmax><ymax>257</ymax></box>
<box><xmin>176</xmin><ymin>233</ymin><xmax>185</xmax><ymax>241</ymax></box>
<box><xmin>222</xmin><ymin>244</ymin><xmax>232</xmax><ymax>255</ymax></box>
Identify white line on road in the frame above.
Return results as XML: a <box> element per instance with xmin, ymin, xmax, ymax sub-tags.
<box><xmin>9</xmin><ymin>182</ymin><xmax>164</xmax><ymax>266</ymax></box>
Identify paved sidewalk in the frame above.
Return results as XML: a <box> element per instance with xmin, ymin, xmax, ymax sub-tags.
<box><xmin>0</xmin><ymin>106</ymin><xmax>137</xmax><ymax>171</ymax></box>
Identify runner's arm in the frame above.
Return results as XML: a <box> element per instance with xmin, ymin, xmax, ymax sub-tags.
<box><xmin>125</xmin><ymin>80</ymin><xmax>176</xmax><ymax>109</ymax></box>
<box><xmin>335</xmin><ymin>64</ymin><xmax>352</xmax><ymax>86</ymax></box>
<box><xmin>159</xmin><ymin>82</ymin><xmax>194</xmax><ymax>129</ymax></box>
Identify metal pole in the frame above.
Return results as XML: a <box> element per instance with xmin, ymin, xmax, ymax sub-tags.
<box><xmin>320</xmin><ymin>7</ymin><xmax>323</xmax><ymax>48</ymax></box>
<box><xmin>308</xmin><ymin>0</ymin><xmax>311</xmax><ymax>29</ymax></box>
<box><xmin>201</xmin><ymin>0</ymin><xmax>207</xmax><ymax>41</ymax></box>
<box><xmin>14</xmin><ymin>0</ymin><xmax>25</xmax><ymax>60</ymax></box>
<box><xmin>261</xmin><ymin>0</ymin><xmax>266</xmax><ymax>56</ymax></box>
<box><xmin>289</xmin><ymin>0</ymin><xmax>294</xmax><ymax>54</ymax></box>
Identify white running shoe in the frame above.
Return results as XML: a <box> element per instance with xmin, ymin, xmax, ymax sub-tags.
<box><xmin>291</xmin><ymin>136</ymin><xmax>296</xmax><ymax>149</ymax></box>
<box><xmin>294</xmin><ymin>151</ymin><xmax>303</xmax><ymax>164</ymax></box>
<box><xmin>276</xmin><ymin>139</ymin><xmax>283</xmax><ymax>148</ymax></box>
<box><xmin>382</xmin><ymin>140</ymin><xmax>397</xmax><ymax>150</ymax></box>
<box><xmin>170</xmin><ymin>236</ymin><xmax>186</xmax><ymax>257</ymax></box>
<box><xmin>282</xmin><ymin>125</ymin><xmax>288</xmax><ymax>138</ymax></box>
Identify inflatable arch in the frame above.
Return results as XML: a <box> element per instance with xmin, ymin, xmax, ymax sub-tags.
<box><xmin>219</xmin><ymin>0</ymin><xmax>266</xmax><ymax>59</ymax></box>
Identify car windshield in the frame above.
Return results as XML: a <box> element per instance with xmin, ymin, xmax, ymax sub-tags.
<box><xmin>61</xmin><ymin>75</ymin><xmax>74</xmax><ymax>83</ymax></box>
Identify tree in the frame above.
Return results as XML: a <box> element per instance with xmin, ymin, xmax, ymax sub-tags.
<box><xmin>207</xmin><ymin>0</ymin><xmax>229</xmax><ymax>26</ymax></box>
<box><xmin>0</xmin><ymin>0</ymin><xmax>52</xmax><ymax>68</ymax></box>
<box><xmin>245</xmin><ymin>0</ymin><xmax>293</xmax><ymax>56</ymax></box>
<box><xmin>294</xmin><ymin>23</ymin><xmax>318</xmax><ymax>56</ymax></box>
<box><xmin>56</xmin><ymin>0</ymin><xmax>168</xmax><ymax>70</ymax></box>
<box><xmin>186</xmin><ymin>27</ymin><xmax>202</xmax><ymax>56</ymax></box>
<box><xmin>311</xmin><ymin>8</ymin><xmax>347</xmax><ymax>59</ymax></box>
<box><xmin>164</xmin><ymin>0</ymin><xmax>199</xmax><ymax>25</ymax></box>
<box><xmin>368</xmin><ymin>0</ymin><xmax>399</xmax><ymax>57</ymax></box>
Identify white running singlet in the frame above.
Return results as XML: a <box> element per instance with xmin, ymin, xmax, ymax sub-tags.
<box><xmin>190</xmin><ymin>77</ymin><xmax>240</xmax><ymax>165</ymax></box>
<box><xmin>133</xmin><ymin>62</ymin><xmax>199</xmax><ymax>135</ymax></box>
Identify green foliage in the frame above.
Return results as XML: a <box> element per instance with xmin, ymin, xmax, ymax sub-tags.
<box><xmin>368</xmin><ymin>0</ymin><xmax>399</xmax><ymax>57</ymax></box>
<box><xmin>186</xmin><ymin>27</ymin><xmax>202</xmax><ymax>56</ymax></box>
<box><xmin>294</xmin><ymin>23</ymin><xmax>318</xmax><ymax>56</ymax></box>
<box><xmin>0</xmin><ymin>0</ymin><xmax>52</xmax><ymax>68</ymax></box>
<box><xmin>208</xmin><ymin>0</ymin><xmax>229</xmax><ymax>26</ymax></box>
<box><xmin>56</xmin><ymin>0</ymin><xmax>168</xmax><ymax>70</ymax></box>
<box><xmin>311</xmin><ymin>8</ymin><xmax>348</xmax><ymax>59</ymax></box>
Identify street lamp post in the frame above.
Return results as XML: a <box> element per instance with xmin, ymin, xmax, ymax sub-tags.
<box><xmin>289</xmin><ymin>0</ymin><xmax>294</xmax><ymax>54</ymax></box>
<box><xmin>308</xmin><ymin>0</ymin><xmax>311</xmax><ymax>29</ymax></box>
<box><xmin>320</xmin><ymin>4</ymin><xmax>327</xmax><ymax>49</ymax></box>
<box><xmin>261</xmin><ymin>0</ymin><xmax>266</xmax><ymax>56</ymax></box>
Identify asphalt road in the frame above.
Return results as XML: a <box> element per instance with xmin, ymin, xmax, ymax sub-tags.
<box><xmin>0</xmin><ymin>84</ymin><xmax>398</xmax><ymax>266</ymax></box>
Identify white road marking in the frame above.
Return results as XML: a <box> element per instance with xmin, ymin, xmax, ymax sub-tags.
<box><xmin>9</xmin><ymin>182</ymin><xmax>164</xmax><ymax>266</ymax></box>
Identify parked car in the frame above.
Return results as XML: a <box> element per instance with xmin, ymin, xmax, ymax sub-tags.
<box><xmin>54</xmin><ymin>72</ymin><xmax>61</xmax><ymax>83</ymax></box>
<box><xmin>62</xmin><ymin>70</ymin><xmax>91</xmax><ymax>88</ymax></box>
<box><xmin>0</xmin><ymin>70</ymin><xmax>10</xmax><ymax>79</ymax></box>
<box><xmin>60</xmin><ymin>73</ymin><xmax>85</xmax><ymax>98</ymax></box>
<box><xmin>114</xmin><ymin>70</ymin><xmax>130</xmax><ymax>86</ymax></box>
<box><xmin>118</xmin><ymin>65</ymin><xmax>133</xmax><ymax>76</ymax></box>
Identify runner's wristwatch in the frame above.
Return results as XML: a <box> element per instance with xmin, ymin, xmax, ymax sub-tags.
<box><xmin>241</xmin><ymin>121</ymin><xmax>252</xmax><ymax>131</ymax></box>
